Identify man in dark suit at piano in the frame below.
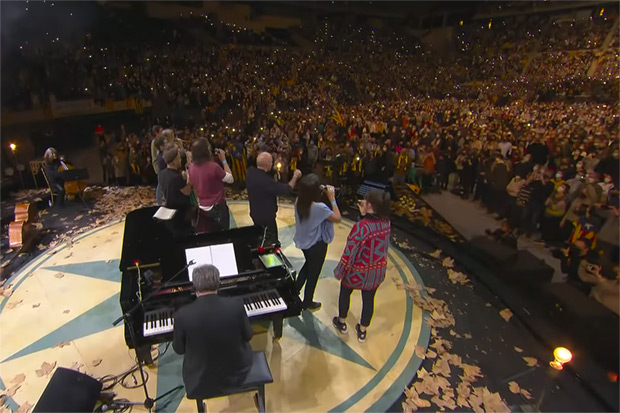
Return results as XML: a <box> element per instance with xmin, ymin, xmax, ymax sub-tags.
<box><xmin>172</xmin><ymin>264</ymin><xmax>253</xmax><ymax>403</ymax></box>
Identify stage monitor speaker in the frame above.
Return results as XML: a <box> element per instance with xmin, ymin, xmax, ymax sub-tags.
<box><xmin>33</xmin><ymin>367</ymin><xmax>102</xmax><ymax>413</ymax></box>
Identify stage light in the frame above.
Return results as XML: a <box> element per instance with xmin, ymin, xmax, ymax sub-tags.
<box><xmin>276</xmin><ymin>162</ymin><xmax>282</xmax><ymax>170</ymax></box>
<box><xmin>9</xmin><ymin>143</ymin><xmax>16</xmax><ymax>151</ymax></box>
<box><xmin>549</xmin><ymin>347</ymin><xmax>572</xmax><ymax>370</ymax></box>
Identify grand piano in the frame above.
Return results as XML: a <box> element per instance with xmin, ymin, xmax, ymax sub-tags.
<box><xmin>119</xmin><ymin>206</ymin><xmax>302</xmax><ymax>364</ymax></box>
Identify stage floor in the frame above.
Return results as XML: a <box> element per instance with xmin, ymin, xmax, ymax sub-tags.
<box><xmin>0</xmin><ymin>201</ymin><xmax>429</xmax><ymax>412</ymax></box>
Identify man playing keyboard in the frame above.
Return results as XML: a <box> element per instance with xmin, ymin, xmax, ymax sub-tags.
<box><xmin>172</xmin><ymin>264</ymin><xmax>253</xmax><ymax>403</ymax></box>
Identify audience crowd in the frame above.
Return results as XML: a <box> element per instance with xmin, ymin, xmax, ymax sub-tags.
<box><xmin>5</xmin><ymin>6</ymin><xmax>620</xmax><ymax>313</ymax></box>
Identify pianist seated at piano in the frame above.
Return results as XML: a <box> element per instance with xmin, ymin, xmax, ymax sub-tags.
<box><xmin>159</xmin><ymin>146</ymin><xmax>193</xmax><ymax>209</ymax></box>
<box><xmin>43</xmin><ymin>147</ymin><xmax>66</xmax><ymax>207</ymax></box>
<box><xmin>173</xmin><ymin>264</ymin><xmax>253</xmax><ymax>401</ymax></box>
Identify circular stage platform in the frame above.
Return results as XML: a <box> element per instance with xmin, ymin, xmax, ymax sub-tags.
<box><xmin>0</xmin><ymin>201</ymin><xmax>429</xmax><ymax>412</ymax></box>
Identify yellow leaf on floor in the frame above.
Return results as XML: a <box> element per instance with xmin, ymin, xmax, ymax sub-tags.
<box><xmin>429</xmin><ymin>249</ymin><xmax>442</xmax><ymax>258</ymax></box>
<box><xmin>0</xmin><ymin>385</ymin><xmax>21</xmax><ymax>398</ymax></box>
<box><xmin>15</xmin><ymin>401</ymin><xmax>33</xmax><ymax>413</ymax></box>
<box><xmin>508</xmin><ymin>381</ymin><xmax>520</xmax><ymax>394</ymax></box>
<box><xmin>414</xmin><ymin>345</ymin><xmax>426</xmax><ymax>359</ymax></box>
<box><xmin>9</xmin><ymin>374</ymin><xmax>26</xmax><ymax>386</ymax></box>
<box><xmin>499</xmin><ymin>308</ymin><xmax>513</xmax><ymax>322</ymax></box>
<box><xmin>35</xmin><ymin>361</ymin><xmax>56</xmax><ymax>377</ymax></box>
<box><xmin>520</xmin><ymin>389</ymin><xmax>533</xmax><ymax>400</ymax></box>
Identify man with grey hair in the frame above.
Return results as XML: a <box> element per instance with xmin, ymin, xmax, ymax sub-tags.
<box><xmin>173</xmin><ymin>264</ymin><xmax>253</xmax><ymax>401</ymax></box>
<box><xmin>245</xmin><ymin>152</ymin><xmax>302</xmax><ymax>246</ymax></box>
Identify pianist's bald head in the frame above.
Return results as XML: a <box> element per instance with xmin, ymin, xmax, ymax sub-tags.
<box><xmin>192</xmin><ymin>264</ymin><xmax>220</xmax><ymax>295</ymax></box>
<box><xmin>256</xmin><ymin>152</ymin><xmax>273</xmax><ymax>172</ymax></box>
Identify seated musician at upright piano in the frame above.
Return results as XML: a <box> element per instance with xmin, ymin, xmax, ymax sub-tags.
<box><xmin>173</xmin><ymin>264</ymin><xmax>253</xmax><ymax>401</ymax></box>
<box><xmin>43</xmin><ymin>147</ymin><xmax>66</xmax><ymax>207</ymax></box>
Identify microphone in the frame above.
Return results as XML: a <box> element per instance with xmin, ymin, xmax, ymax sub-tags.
<box><xmin>320</xmin><ymin>185</ymin><xmax>340</xmax><ymax>192</ymax></box>
<box><xmin>112</xmin><ymin>259</ymin><xmax>197</xmax><ymax>327</ymax></box>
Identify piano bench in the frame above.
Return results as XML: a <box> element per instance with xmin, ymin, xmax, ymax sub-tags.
<box><xmin>196</xmin><ymin>351</ymin><xmax>273</xmax><ymax>413</ymax></box>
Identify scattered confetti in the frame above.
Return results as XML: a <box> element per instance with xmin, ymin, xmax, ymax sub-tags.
<box><xmin>92</xmin><ymin>359</ymin><xmax>103</xmax><ymax>367</ymax></box>
<box><xmin>429</xmin><ymin>249</ymin><xmax>442</xmax><ymax>258</ymax></box>
<box><xmin>6</xmin><ymin>300</ymin><xmax>23</xmax><ymax>310</ymax></box>
<box><xmin>15</xmin><ymin>401</ymin><xmax>33</xmax><ymax>413</ymax></box>
<box><xmin>499</xmin><ymin>308</ymin><xmax>513</xmax><ymax>322</ymax></box>
<box><xmin>523</xmin><ymin>356</ymin><xmax>538</xmax><ymax>367</ymax></box>
<box><xmin>54</xmin><ymin>273</ymin><xmax>65</xmax><ymax>279</ymax></box>
<box><xmin>35</xmin><ymin>361</ymin><xmax>56</xmax><ymax>377</ymax></box>
<box><xmin>508</xmin><ymin>381</ymin><xmax>520</xmax><ymax>394</ymax></box>
<box><xmin>441</xmin><ymin>257</ymin><xmax>455</xmax><ymax>268</ymax></box>
<box><xmin>514</xmin><ymin>346</ymin><xmax>523</xmax><ymax>353</ymax></box>
<box><xmin>9</xmin><ymin>374</ymin><xmax>26</xmax><ymax>386</ymax></box>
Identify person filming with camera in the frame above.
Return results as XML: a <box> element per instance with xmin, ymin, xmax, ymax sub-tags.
<box><xmin>189</xmin><ymin>138</ymin><xmax>234</xmax><ymax>231</ymax></box>
<box><xmin>294</xmin><ymin>174</ymin><xmax>341</xmax><ymax>311</ymax></box>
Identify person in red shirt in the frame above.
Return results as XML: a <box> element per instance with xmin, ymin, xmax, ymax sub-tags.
<box><xmin>189</xmin><ymin>138</ymin><xmax>234</xmax><ymax>231</ymax></box>
<box><xmin>332</xmin><ymin>189</ymin><xmax>391</xmax><ymax>342</ymax></box>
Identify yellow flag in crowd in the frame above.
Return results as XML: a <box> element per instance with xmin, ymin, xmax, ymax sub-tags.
<box><xmin>331</xmin><ymin>108</ymin><xmax>345</xmax><ymax>126</ymax></box>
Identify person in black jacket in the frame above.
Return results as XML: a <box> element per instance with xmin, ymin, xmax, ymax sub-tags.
<box><xmin>173</xmin><ymin>264</ymin><xmax>253</xmax><ymax>402</ymax></box>
<box><xmin>246</xmin><ymin>152</ymin><xmax>302</xmax><ymax>246</ymax></box>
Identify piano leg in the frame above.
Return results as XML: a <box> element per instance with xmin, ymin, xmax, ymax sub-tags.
<box><xmin>136</xmin><ymin>345</ymin><xmax>154</xmax><ymax>365</ymax></box>
<box><xmin>273</xmin><ymin>316</ymin><xmax>283</xmax><ymax>340</ymax></box>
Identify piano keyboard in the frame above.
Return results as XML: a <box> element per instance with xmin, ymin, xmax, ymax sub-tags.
<box><xmin>142</xmin><ymin>289</ymin><xmax>287</xmax><ymax>337</ymax></box>
<box><xmin>242</xmin><ymin>289</ymin><xmax>287</xmax><ymax>317</ymax></box>
<box><xmin>143</xmin><ymin>308</ymin><xmax>174</xmax><ymax>337</ymax></box>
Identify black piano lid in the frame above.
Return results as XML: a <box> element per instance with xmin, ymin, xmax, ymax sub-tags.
<box><xmin>119</xmin><ymin>206</ymin><xmax>265</xmax><ymax>276</ymax></box>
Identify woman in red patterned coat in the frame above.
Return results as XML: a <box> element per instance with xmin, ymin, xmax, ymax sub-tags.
<box><xmin>333</xmin><ymin>189</ymin><xmax>391</xmax><ymax>342</ymax></box>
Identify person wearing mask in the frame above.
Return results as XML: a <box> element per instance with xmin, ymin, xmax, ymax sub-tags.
<box><xmin>294</xmin><ymin>174</ymin><xmax>341</xmax><ymax>311</ymax></box>
<box><xmin>150</xmin><ymin>125</ymin><xmax>163</xmax><ymax>204</ymax></box>
<box><xmin>189</xmin><ymin>138</ymin><xmax>234</xmax><ymax>231</ymax></box>
<box><xmin>159</xmin><ymin>146</ymin><xmax>192</xmax><ymax>209</ymax></box>
<box><xmin>246</xmin><ymin>152</ymin><xmax>302</xmax><ymax>246</ymax></box>
<box><xmin>173</xmin><ymin>265</ymin><xmax>253</xmax><ymax>410</ymax></box>
<box><xmin>540</xmin><ymin>184</ymin><xmax>569</xmax><ymax>244</ymax></box>
<box><xmin>332</xmin><ymin>189</ymin><xmax>391</xmax><ymax>342</ymax></box>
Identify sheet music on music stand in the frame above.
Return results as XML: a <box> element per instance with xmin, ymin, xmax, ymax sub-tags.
<box><xmin>184</xmin><ymin>243</ymin><xmax>239</xmax><ymax>281</ymax></box>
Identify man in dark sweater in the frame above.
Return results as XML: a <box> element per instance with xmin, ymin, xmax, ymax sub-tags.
<box><xmin>173</xmin><ymin>264</ymin><xmax>253</xmax><ymax>406</ymax></box>
<box><xmin>245</xmin><ymin>152</ymin><xmax>301</xmax><ymax>246</ymax></box>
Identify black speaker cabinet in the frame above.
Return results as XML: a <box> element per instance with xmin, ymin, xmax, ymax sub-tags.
<box><xmin>33</xmin><ymin>367</ymin><xmax>102</xmax><ymax>413</ymax></box>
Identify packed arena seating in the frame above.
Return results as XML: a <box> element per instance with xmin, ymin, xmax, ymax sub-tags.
<box><xmin>2</xmin><ymin>3</ymin><xmax>619</xmax><ymax>314</ymax></box>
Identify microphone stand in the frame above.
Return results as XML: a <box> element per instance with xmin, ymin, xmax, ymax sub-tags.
<box><xmin>111</xmin><ymin>260</ymin><xmax>196</xmax><ymax>412</ymax></box>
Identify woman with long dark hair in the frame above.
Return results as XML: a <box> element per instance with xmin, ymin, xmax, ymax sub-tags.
<box><xmin>332</xmin><ymin>189</ymin><xmax>391</xmax><ymax>342</ymax></box>
<box><xmin>189</xmin><ymin>137</ymin><xmax>234</xmax><ymax>231</ymax></box>
<box><xmin>294</xmin><ymin>174</ymin><xmax>342</xmax><ymax>311</ymax></box>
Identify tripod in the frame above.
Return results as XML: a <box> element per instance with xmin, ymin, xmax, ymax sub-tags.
<box><xmin>111</xmin><ymin>260</ymin><xmax>196</xmax><ymax>412</ymax></box>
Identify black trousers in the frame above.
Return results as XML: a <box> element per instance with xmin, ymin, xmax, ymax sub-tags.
<box><xmin>338</xmin><ymin>284</ymin><xmax>378</xmax><ymax>327</ymax></box>
<box><xmin>206</xmin><ymin>202</ymin><xmax>230</xmax><ymax>231</ymax></box>
<box><xmin>295</xmin><ymin>241</ymin><xmax>328</xmax><ymax>305</ymax></box>
<box><xmin>253</xmin><ymin>218</ymin><xmax>279</xmax><ymax>247</ymax></box>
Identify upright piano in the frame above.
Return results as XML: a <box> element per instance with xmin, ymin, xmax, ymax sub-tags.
<box><xmin>119</xmin><ymin>206</ymin><xmax>302</xmax><ymax>364</ymax></box>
